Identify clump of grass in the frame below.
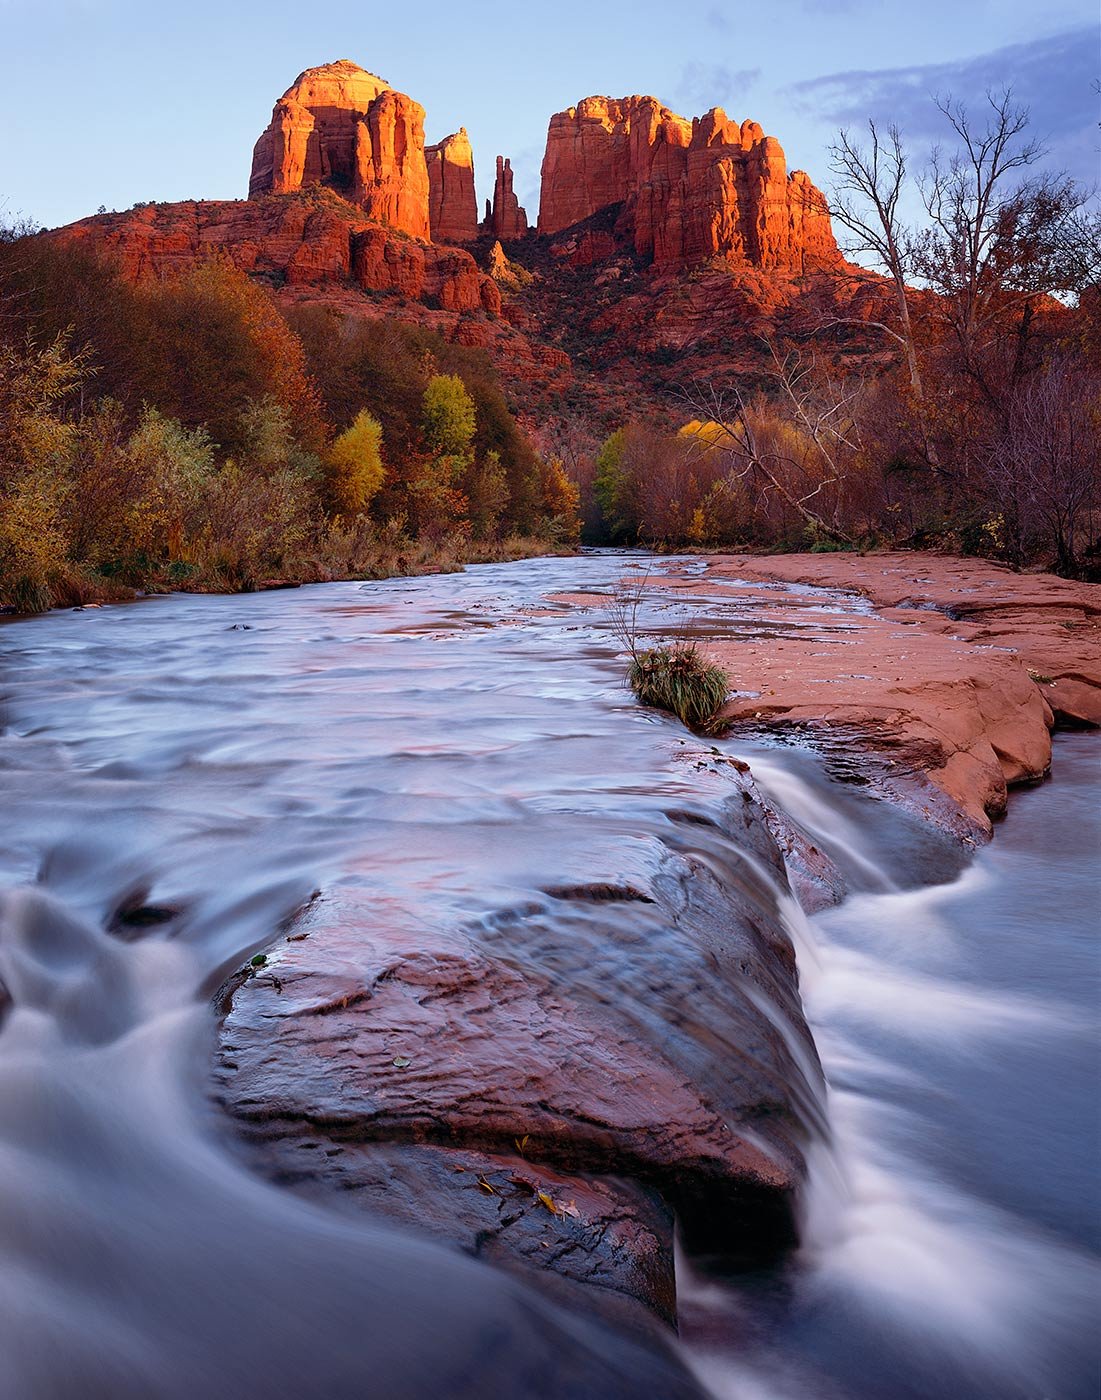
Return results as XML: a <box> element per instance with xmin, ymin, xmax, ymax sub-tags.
<box><xmin>628</xmin><ymin>643</ymin><xmax>729</xmax><ymax>731</ymax></box>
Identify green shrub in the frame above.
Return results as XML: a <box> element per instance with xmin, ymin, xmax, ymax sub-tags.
<box><xmin>628</xmin><ymin>643</ymin><xmax>729</xmax><ymax>730</ymax></box>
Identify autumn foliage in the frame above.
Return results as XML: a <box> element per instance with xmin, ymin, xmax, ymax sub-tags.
<box><xmin>0</xmin><ymin>230</ymin><xmax>574</xmax><ymax>611</ymax></box>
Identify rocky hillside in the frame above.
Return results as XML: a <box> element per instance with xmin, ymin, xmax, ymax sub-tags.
<box><xmin>53</xmin><ymin>59</ymin><xmax>879</xmax><ymax>423</ymax></box>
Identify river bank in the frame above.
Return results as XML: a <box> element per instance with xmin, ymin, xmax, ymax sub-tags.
<box><xmin>0</xmin><ymin>532</ymin><xmax>573</xmax><ymax>616</ymax></box>
<box><xmin>551</xmin><ymin>551</ymin><xmax>1101</xmax><ymax>841</ymax></box>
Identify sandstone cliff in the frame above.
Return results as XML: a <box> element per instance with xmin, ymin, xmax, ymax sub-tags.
<box><xmin>249</xmin><ymin>60</ymin><xmax>431</xmax><ymax>241</ymax></box>
<box><xmin>55</xmin><ymin>197</ymin><xmax>574</xmax><ymax>398</ymax></box>
<box><xmin>425</xmin><ymin>129</ymin><xmax>479</xmax><ymax>243</ymax></box>
<box><xmin>538</xmin><ymin>95</ymin><xmax>839</xmax><ymax>272</ymax></box>
<box><xmin>52</xmin><ymin>60</ymin><xmax>867</xmax><ymax>422</ymax></box>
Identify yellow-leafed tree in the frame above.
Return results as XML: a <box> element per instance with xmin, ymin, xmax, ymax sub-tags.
<box><xmin>327</xmin><ymin>410</ymin><xmax>386</xmax><ymax>515</ymax></box>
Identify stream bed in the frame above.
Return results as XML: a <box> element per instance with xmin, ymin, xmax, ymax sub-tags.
<box><xmin>1</xmin><ymin>553</ymin><xmax>1097</xmax><ymax>1399</ymax></box>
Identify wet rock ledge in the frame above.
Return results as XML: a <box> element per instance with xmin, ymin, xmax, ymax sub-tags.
<box><xmin>213</xmin><ymin>770</ymin><xmax>826</xmax><ymax>1360</ymax></box>
<box><xmin>634</xmin><ymin>552</ymin><xmax>1100</xmax><ymax>841</ymax></box>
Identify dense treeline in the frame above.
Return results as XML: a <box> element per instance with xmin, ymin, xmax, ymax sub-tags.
<box><xmin>582</xmin><ymin>95</ymin><xmax>1101</xmax><ymax>577</ymax></box>
<box><xmin>0</xmin><ymin>231</ymin><xmax>578</xmax><ymax>612</ymax></box>
<box><xmin>587</xmin><ymin>337</ymin><xmax>1100</xmax><ymax>573</ymax></box>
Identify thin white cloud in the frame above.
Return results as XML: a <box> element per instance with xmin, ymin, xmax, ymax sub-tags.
<box><xmin>787</xmin><ymin>27</ymin><xmax>1099</xmax><ymax>185</ymax></box>
<box><xmin>675</xmin><ymin>63</ymin><xmax>761</xmax><ymax>115</ymax></box>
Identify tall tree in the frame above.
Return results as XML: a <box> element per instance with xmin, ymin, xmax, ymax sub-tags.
<box><xmin>913</xmin><ymin>90</ymin><xmax>1084</xmax><ymax>399</ymax></box>
<box><xmin>829</xmin><ymin>121</ymin><xmax>938</xmax><ymax>465</ymax></box>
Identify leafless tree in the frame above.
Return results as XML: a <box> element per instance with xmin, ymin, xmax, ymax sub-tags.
<box><xmin>828</xmin><ymin>122</ymin><xmax>938</xmax><ymax>465</ymax></box>
<box><xmin>1050</xmin><ymin>206</ymin><xmax>1101</xmax><ymax>298</ymax></box>
<box><xmin>1001</xmin><ymin>359</ymin><xmax>1100</xmax><ymax>574</ymax></box>
<box><xmin>681</xmin><ymin>346</ymin><xmax>863</xmax><ymax>544</ymax></box>
<box><xmin>913</xmin><ymin>89</ymin><xmax>1085</xmax><ymax>397</ymax></box>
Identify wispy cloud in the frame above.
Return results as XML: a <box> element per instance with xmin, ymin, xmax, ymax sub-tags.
<box><xmin>675</xmin><ymin>63</ymin><xmax>760</xmax><ymax>115</ymax></box>
<box><xmin>788</xmin><ymin>27</ymin><xmax>1100</xmax><ymax>186</ymax></box>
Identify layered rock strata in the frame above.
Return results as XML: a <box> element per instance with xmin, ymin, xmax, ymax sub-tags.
<box><xmin>538</xmin><ymin>95</ymin><xmax>839</xmax><ymax>271</ymax></box>
<box><xmin>425</xmin><ymin>129</ymin><xmax>479</xmax><ymax>242</ymax></box>
<box><xmin>61</xmin><ymin>199</ymin><xmax>501</xmax><ymax>314</ymax></box>
<box><xmin>51</xmin><ymin>59</ymin><xmax>859</xmax><ymax>420</ymax></box>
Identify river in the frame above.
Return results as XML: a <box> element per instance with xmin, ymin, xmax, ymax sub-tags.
<box><xmin>1</xmin><ymin>553</ymin><xmax>1097</xmax><ymax>1398</ymax></box>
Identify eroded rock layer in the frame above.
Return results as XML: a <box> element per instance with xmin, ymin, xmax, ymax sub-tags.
<box><xmin>215</xmin><ymin>779</ymin><xmax>825</xmax><ymax>1329</ymax></box>
<box><xmin>538</xmin><ymin>95</ymin><xmax>840</xmax><ymax>271</ymax></box>
<box><xmin>61</xmin><ymin>198</ymin><xmax>501</xmax><ymax>314</ymax></box>
<box><xmin>606</xmin><ymin>554</ymin><xmax>1101</xmax><ymax>839</ymax></box>
<box><xmin>51</xmin><ymin>58</ymin><xmax>865</xmax><ymax>421</ymax></box>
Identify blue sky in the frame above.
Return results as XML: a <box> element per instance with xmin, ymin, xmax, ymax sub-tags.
<box><xmin>3</xmin><ymin>0</ymin><xmax>1098</xmax><ymax>231</ymax></box>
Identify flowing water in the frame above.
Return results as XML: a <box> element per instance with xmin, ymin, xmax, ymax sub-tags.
<box><xmin>681</xmin><ymin>736</ymin><xmax>1101</xmax><ymax>1400</ymax></box>
<box><xmin>0</xmin><ymin>553</ymin><xmax>1097</xmax><ymax>1399</ymax></box>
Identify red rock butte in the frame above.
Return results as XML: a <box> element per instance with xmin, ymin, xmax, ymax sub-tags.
<box><xmin>246</xmin><ymin>61</ymin><xmax>838</xmax><ymax>274</ymax></box>
<box><xmin>425</xmin><ymin>129</ymin><xmax>479</xmax><ymax>243</ymax></box>
<box><xmin>249</xmin><ymin>59</ymin><xmax>433</xmax><ymax>241</ymax></box>
<box><xmin>54</xmin><ymin>59</ymin><xmax>854</xmax><ymax>415</ymax></box>
<box><xmin>482</xmin><ymin>156</ymin><xmax>529</xmax><ymax>241</ymax></box>
<box><xmin>538</xmin><ymin>95</ymin><xmax>840</xmax><ymax>271</ymax></box>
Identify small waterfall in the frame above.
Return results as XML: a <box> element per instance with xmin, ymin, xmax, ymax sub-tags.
<box><xmin>680</xmin><ymin>735</ymin><xmax>1101</xmax><ymax>1400</ymax></box>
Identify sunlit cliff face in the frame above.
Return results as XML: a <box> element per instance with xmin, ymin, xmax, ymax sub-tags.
<box><xmin>248</xmin><ymin>60</ymin><xmax>433</xmax><ymax>240</ymax></box>
<box><xmin>537</xmin><ymin>94</ymin><xmax>840</xmax><ymax>271</ymax></box>
<box><xmin>246</xmin><ymin>60</ymin><xmax>840</xmax><ymax>274</ymax></box>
